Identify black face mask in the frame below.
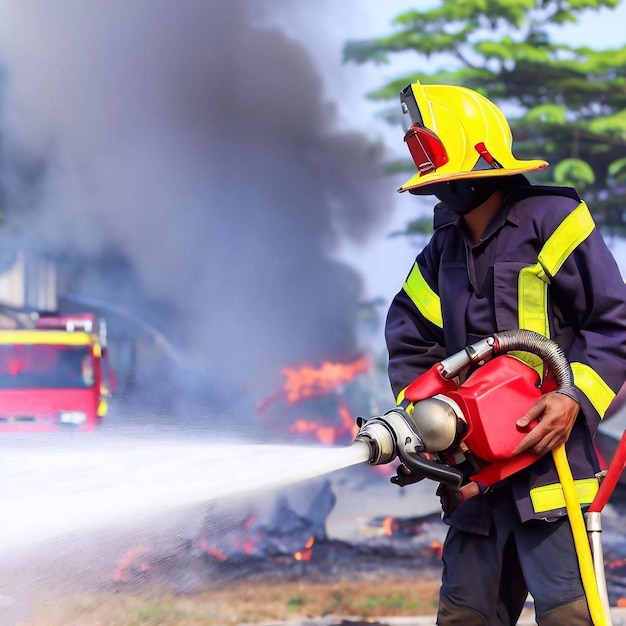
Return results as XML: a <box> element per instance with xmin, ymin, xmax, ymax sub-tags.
<box><xmin>410</xmin><ymin>175</ymin><xmax>530</xmax><ymax>217</ymax></box>
<box><xmin>428</xmin><ymin>179</ymin><xmax>500</xmax><ymax>215</ymax></box>
<box><xmin>410</xmin><ymin>178</ymin><xmax>501</xmax><ymax>215</ymax></box>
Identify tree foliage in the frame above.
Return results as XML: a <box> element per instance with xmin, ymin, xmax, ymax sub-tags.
<box><xmin>344</xmin><ymin>0</ymin><xmax>626</xmax><ymax>233</ymax></box>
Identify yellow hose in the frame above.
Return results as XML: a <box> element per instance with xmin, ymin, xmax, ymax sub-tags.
<box><xmin>551</xmin><ymin>444</ymin><xmax>610</xmax><ymax>626</ymax></box>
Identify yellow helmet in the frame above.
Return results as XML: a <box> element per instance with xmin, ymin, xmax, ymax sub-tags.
<box><xmin>398</xmin><ymin>82</ymin><xmax>548</xmax><ymax>193</ymax></box>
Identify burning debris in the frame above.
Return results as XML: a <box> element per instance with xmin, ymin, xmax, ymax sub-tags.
<box><xmin>360</xmin><ymin>512</ymin><xmax>444</xmax><ymax>550</ymax></box>
<box><xmin>108</xmin><ymin>480</ymin><xmax>447</xmax><ymax>595</ymax></box>
<box><xmin>104</xmin><ymin>475</ymin><xmax>626</xmax><ymax>609</ymax></box>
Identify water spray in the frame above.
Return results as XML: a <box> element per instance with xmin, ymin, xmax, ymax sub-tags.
<box><xmin>1</xmin><ymin>436</ymin><xmax>371</xmax><ymax>557</ymax></box>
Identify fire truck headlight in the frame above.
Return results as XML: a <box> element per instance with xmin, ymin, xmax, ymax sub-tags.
<box><xmin>57</xmin><ymin>411</ymin><xmax>88</xmax><ymax>426</ymax></box>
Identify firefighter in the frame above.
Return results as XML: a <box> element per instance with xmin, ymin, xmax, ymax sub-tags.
<box><xmin>386</xmin><ymin>81</ymin><xmax>626</xmax><ymax>625</ymax></box>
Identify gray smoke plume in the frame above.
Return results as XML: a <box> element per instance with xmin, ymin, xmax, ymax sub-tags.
<box><xmin>0</xmin><ymin>1</ymin><xmax>390</xmax><ymax>405</ymax></box>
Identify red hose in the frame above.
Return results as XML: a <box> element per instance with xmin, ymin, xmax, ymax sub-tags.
<box><xmin>587</xmin><ymin>430</ymin><xmax>626</xmax><ymax>513</ymax></box>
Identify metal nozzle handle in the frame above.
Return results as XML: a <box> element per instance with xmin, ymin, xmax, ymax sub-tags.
<box><xmin>401</xmin><ymin>444</ymin><xmax>463</xmax><ymax>488</ymax></box>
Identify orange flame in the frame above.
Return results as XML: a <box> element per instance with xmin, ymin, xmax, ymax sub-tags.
<box><xmin>196</xmin><ymin>538</ymin><xmax>229</xmax><ymax>561</ymax></box>
<box><xmin>285</xmin><ymin>396</ymin><xmax>361</xmax><ymax>445</ymax></box>
<box><xmin>242</xmin><ymin>512</ymin><xmax>259</xmax><ymax>530</ymax></box>
<box><xmin>381</xmin><ymin>516</ymin><xmax>396</xmax><ymax>537</ymax></box>
<box><xmin>257</xmin><ymin>356</ymin><xmax>370</xmax><ymax>444</ymax></box>
<box><xmin>293</xmin><ymin>536</ymin><xmax>315</xmax><ymax>561</ymax></box>
<box><xmin>112</xmin><ymin>544</ymin><xmax>152</xmax><ymax>582</ymax></box>
<box><xmin>281</xmin><ymin>357</ymin><xmax>370</xmax><ymax>404</ymax></box>
<box><xmin>338</xmin><ymin>402</ymin><xmax>360</xmax><ymax>440</ymax></box>
<box><xmin>242</xmin><ymin>539</ymin><xmax>255</xmax><ymax>555</ymax></box>
<box><xmin>209</xmin><ymin>548</ymin><xmax>228</xmax><ymax>561</ymax></box>
<box><xmin>430</xmin><ymin>541</ymin><xmax>444</xmax><ymax>559</ymax></box>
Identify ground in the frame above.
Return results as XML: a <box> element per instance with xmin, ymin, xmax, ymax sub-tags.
<box><xmin>18</xmin><ymin>577</ymin><xmax>442</xmax><ymax>626</ymax></box>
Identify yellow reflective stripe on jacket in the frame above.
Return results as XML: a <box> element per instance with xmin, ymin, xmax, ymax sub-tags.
<box><xmin>538</xmin><ymin>202</ymin><xmax>595</xmax><ymax>277</ymax></box>
<box><xmin>518</xmin><ymin>201</ymin><xmax>595</xmax><ymax>338</ymax></box>
<box><xmin>530</xmin><ymin>477</ymin><xmax>599</xmax><ymax>514</ymax></box>
<box><xmin>403</xmin><ymin>262</ymin><xmax>443</xmax><ymax>328</ymax></box>
<box><xmin>518</xmin><ymin>263</ymin><xmax>550</xmax><ymax>338</ymax></box>
<box><xmin>571</xmin><ymin>362</ymin><xmax>616</xmax><ymax>418</ymax></box>
<box><xmin>517</xmin><ymin>202</ymin><xmax>595</xmax><ymax>371</ymax></box>
<box><xmin>516</xmin><ymin>202</ymin><xmax>614</xmax><ymax>416</ymax></box>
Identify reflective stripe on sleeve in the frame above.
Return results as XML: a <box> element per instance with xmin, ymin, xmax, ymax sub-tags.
<box><xmin>403</xmin><ymin>262</ymin><xmax>443</xmax><ymax>328</ymax></box>
<box><xmin>530</xmin><ymin>477</ymin><xmax>599</xmax><ymax>514</ymax></box>
<box><xmin>571</xmin><ymin>362</ymin><xmax>616</xmax><ymax>418</ymax></box>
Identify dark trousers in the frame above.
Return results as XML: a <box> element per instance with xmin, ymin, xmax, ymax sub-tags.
<box><xmin>437</xmin><ymin>487</ymin><xmax>587</xmax><ymax>625</ymax></box>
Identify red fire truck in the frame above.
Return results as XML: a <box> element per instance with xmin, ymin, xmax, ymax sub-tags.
<box><xmin>0</xmin><ymin>313</ymin><xmax>114</xmax><ymax>432</ymax></box>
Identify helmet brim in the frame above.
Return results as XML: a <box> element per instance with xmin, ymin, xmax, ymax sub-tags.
<box><xmin>398</xmin><ymin>159</ymin><xmax>549</xmax><ymax>193</ymax></box>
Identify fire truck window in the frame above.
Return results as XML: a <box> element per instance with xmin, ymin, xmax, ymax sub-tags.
<box><xmin>81</xmin><ymin>354</ymin><xmax>94</xmax><ymax>386</ymax></box>
<box><xmin>0</xmin><ymin>345</ymin><xmax>94</xmax><ymax>389</ymax></box>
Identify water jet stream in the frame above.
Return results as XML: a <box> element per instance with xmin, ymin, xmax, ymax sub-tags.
<box><xmin>0</xmin><ymin>435</ymin><xmax>370</xmax><ymax>556</ymax></box>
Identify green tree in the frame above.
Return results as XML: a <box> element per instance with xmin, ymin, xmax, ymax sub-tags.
<box><xmin>344</xmin><ymin>0</ymin><xmax>626</xmax><ymax>233</ymax></box>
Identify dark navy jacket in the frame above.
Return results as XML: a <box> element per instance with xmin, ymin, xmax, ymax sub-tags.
<box><xmin>385</xmin><ymin>186</ymin><xmax>626</xmax><ymax>532</ymax></box>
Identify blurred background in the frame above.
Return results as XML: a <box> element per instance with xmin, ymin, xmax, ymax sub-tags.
<box><xmin>0</xmin><ymin>2</ymin><xmax>625</xmax><ymax>623</ymax></box>
<box><xmin>0</xmin><ymin>0</ymin><xmax>624</xmax><ymax>440</ymax></box>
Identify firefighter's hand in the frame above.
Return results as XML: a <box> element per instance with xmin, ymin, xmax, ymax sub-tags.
<box><xmin>390</xmin><ymin>463</ymin><xmax>426</xmax><ymax>487</ymax></box>
<box><xmin>436</xmin><ymin>483</ymin><xmax>462</xmax><ymax>515</ymax></box>
<box><xmin>512</xmin><ymin>391</ymin><xmax>579</xmax><ymax>456</ymax></box>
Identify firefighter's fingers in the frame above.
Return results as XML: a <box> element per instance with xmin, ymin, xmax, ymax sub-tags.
<box><xmin>516</xmin><ymin>399</ymin><xmax>545</xmax><ymax>428</ymax></box>
<box><xmin>512</xmin><ymin>426</ymin><xmax>546</xmax><ymax>455</ymax></box>
<box><xmin>528</xmin><ymin>430</ymin><xmax>562</xmax><ymax>456</ymax></box>
<box><xmin>459</xmin><ymin>482</ymin><xmax>481</xmax><ymax>502</ymax></box>
<box><xmin>513</xmin><ymin>416</ymin><xmax>561</xmax><ymax>455</ymax></box>
<box><xmin>514</xmin><ymin>414</ymin><xmax>572</xmax><ymax>455</ymax></box>
<box><xmin>514</xmin><ymin>392</ymin><xmax>579</xmax><ymax>456</ymax></box>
